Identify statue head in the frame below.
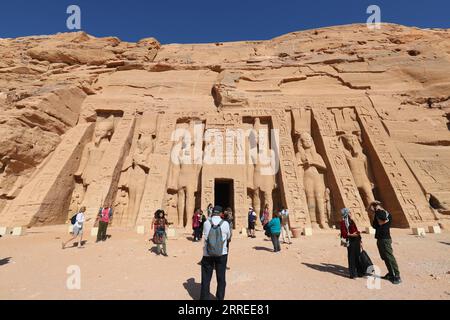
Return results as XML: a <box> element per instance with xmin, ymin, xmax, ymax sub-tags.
<box><xmin>342</xmin><ymin>134</ymin><xmax>362</xmax><ymax>155</ymax></box>
<box><xmin>94</xmin><ymin>116</ymin><xmax>114</xmax><ymax>146</ymax></box>
<box><xmin>299</xmin><ymin>132</ymin><xmax>313</xmax><ymax>149</ymax></box>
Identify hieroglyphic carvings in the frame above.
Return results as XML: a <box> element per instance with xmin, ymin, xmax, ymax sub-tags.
<box><xmin>313</xmin><ymin>107</ymin><xmax>367</xmax><ymax>225</ymax></box>
<box><xmin>271</xmin><ymin>109</ymin><xmax>310</xmax><ymax>228</ymax></box>
<box><xmin>357</xmin><ymin>105</ymin><xmax>436</xmax><ymax>226</ymax></box>
<box><xmin>136</xmin><ymin>113</ymin><xmax>177</xmax><ymax>227</ymax></box>
<box><xmin>0</xmin><ymin>123</ymin><xmax>95</xmax><ymax>227</ymax></box>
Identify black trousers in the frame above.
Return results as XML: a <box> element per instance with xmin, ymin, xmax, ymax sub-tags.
<box><xmin>193</xmin><ymin>227</ymin><xmax>202</xmax><ymax>240</ymax></box>
<box><xmin>97</xmin><ymin>221</ymin><xmax>108</xmax><ymax>242</ymax></box>
<box><xmin>200</xmin><ymin>255</ymin><xmax>228</xmax><ymax>300</ymax></box>
<box><xmin>347</xmin><ymin>238</ymin><xmax>362</xmax><ymax>277</ymax></box>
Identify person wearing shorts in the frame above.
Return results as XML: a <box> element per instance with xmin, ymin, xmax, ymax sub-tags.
<box><xmin>247</xmin><ymin>207</ymin><xmax>256</xmax><ymax>238</ymax></box>
<box><xmin>62</xmin><ymin>206</ymin><xmax>87</xmax><ymax>249</ymax></box>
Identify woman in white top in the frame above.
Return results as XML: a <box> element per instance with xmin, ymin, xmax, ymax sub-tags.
<box><xmin>62</xmin><ymin>206</ymin><xmax>88</xmax><ymax>249</ymax></box>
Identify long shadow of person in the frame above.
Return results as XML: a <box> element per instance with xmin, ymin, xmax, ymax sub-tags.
<box><xmin>302</xmin><ymin>262</ymin><xmax>349</xmax><ymax>278</ymax></box>
<box><xmin>0</xmin><ymin>257</ymin><xmax>11</xmax><ymax>266</ymax></box>
<box><xmin>183</xmin><ymin>277</ymin><xmax>216</xmax><ymax>300</ymax></box>
<box><xmin>252</xmin><ymin>246</ymin><xmax>273</xmax><ymax>252</ymax></box>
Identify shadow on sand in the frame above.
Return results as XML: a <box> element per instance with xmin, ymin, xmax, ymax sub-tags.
<box><xmin>183</xmin><ymin>277</ymin><xmax>216</xmax><ymax>300</ymax></box>
<box><xmin>252</xmin><ymin>246</ymin><xmax>274</xmax><ymax>252</ymax></box>
<box><xmin>302</xmin><ymin>262</ymin><xmax>349</xmax><ymax>278</ymax></box>
<box><xmin>0</xmin><ymin>257</ymin><xmax>11</xmax><ymax>266</ymax></box>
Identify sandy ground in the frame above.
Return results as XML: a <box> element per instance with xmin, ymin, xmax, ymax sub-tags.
<box><xmin>0</xmin><ymin>225</ymin><xmax>449</xmax><ymax>300</ymax></box>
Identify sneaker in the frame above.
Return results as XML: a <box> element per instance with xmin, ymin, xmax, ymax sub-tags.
<box><xmin>392</xmin><ymin>277</ymin><xmax>402</xmax><ymax>285</ymax></box>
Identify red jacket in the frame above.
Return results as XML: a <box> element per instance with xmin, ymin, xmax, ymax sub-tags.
<box><xmin>340</xmin><ymin>220</ymin><xmax>360</xmax><ymax>239</ymax></box>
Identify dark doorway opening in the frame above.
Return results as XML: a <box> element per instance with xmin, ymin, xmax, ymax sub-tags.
<box><xmin>214</xmin><ymin>179</ymin><xmax>234</xmax><ymax>215</ymax></box>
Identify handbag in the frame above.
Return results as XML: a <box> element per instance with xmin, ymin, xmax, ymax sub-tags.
<box><xmin>359</xmin><ymin>249</ymin><xmax>374</xmax><ymax>273</ymax></box>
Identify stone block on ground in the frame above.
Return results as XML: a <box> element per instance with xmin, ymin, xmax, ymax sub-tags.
<box><xmin>427</xmin><ymin>225</ymin><xmax>441</xmax><ymax>234</ymax></box>
<box><xmin>136</xmin><ymin>225</ymin><xmax>145</xmax><ymax>234</ymax></box>
<box><xmin>303</xmin><ymin>227</ymin><xmax>313</xmax><ymax>236</ymax></box>
<box><xmin>12</xmin><ymin>227</ymin><xmax>27</xmax><ymax>236</ymax></box>
<box><xmin>365</xmin><ymin>227</ymin><xmax>375</xmax><ymax>234</ymax></box>
<box><xmin>412</xmin><ymin>227</ymin><xmax>426</xmax><ymax>236</ymax></box>
<box><xmin>167</xmin><ymin>228</ymin><xmax>176</xmax><ymax>239</ymax></box>
<box><xmin>0</xmin><ymin>226</ymin><xmax>11</xmax><ymax>236</ymax></box>
<box><xmin>90</xmin><ymin>227</ymin><xmax>98</xmax><ymax>237</ymax></box>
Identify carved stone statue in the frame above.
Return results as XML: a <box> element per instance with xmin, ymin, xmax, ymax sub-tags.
<box><xmin>325</xmin><ymin>187</ymin><xmax>333</xmax><ymax>222</ymax></box>
<box><xmin>74</xmin><ymin>116</ymin><xmax>115</xmax><ymax>195</ymax></box>
<box><xmin>296</xmin><ymin>132</ymin><xmax>329</xmax><ymax>229</ymax></box>
<box><xmin>168</xmin><ymin>123</ymin><xmax>202</xmax><ymax>228</ymax></box>
<box><xmin>119</xmin><ymin>124</ymin><xmax>156</xmax><ymax>227</ymax></box>
<box><xmin>249</xmin><ymin>118</ymin><xmax>275</xmax><ymax>215</ymax></box>
<box><xmin>341</xmin><ymin>134</ymin><xmax>376</xmax><ymax>207</ymax></box>
<box><xmin>113</xmin><ymin>188</ymin><xmax>129</xmax><ymax>226</ymax></box>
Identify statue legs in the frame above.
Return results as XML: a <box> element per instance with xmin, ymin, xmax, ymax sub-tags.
<box><xmin>305</xmin><ymin>174</ymin><xmax>329</xmax><ymax>229</ymax></box>
<box><xmin>252</xmin><ymin>189</ymin><xmax>261</xmax><ymax>216</ymax></box>
<box><xmin>177</xmin><ymin>188</ymin><xmax>185</xmax><ymax>227</ymax></box>
<box><xmin>185</xmin><ymin>185</ymin><xmax>195</xmax><ymax>230</ymax></box>
<box><xmin>127</xmin><ymin>165</ymin><xmax>147</xmax><ymax>227</ymax></box>
<box><xmin>358</xmin><ymin>184</ymin><xmax>375</xmax><ymax>208</ymax></box>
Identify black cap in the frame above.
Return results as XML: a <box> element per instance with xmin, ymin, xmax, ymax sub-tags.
<box><xmin>213</xmin><ymin>205</ymin><xmax>223</xmax><ymax>215</ymax></box>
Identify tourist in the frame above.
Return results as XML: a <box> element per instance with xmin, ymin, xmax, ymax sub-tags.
<box><xmin>62</xmin><ymin>206</ymin><xmax>88</xmax><ymax>249</ymax></box>
<box><xmin>199</xmin><ymin>209</ymin><xmax>207</xmax><ymax>239</ymax></box>
<box><xmin>224</xmin><ymin>207</ymin><xmax>234</xmax><ymax>230</ymax></box>
<box><xmin>151</xmin><ymin>209</ymin><xmax>169</xmax><ymax>256</ymax></box>
<box><xmin>200</xmin><ymin>205</ymin><xmax>231</xmax><ymax>300</ymax></box>
<box><xmin>267</xmin><ymin>211</ymin><xmax>282</xmax><ymax>252</ymax></box>
<box><xmin>192</xmin><ymin>208</ymin><xmax>202</xmax><ymax>242</ymax></box>
<box><xmin>96</xmin><ymin>204</ymin><xmax>113</xmax><ymax>242</ymax></box>
<box><xmin>368</xmin><ymin>201</ymin><xmax>402</xmax><ymax>284</ymax></box>
<box><xmin>247</xmin><ymin>207</ymin><xmax>257</xmax><ymax>238</ymax></box>
<box><xmin>224</xmin><ymin>207</ymin><xmax>234</xmax><ymax>250</ymax></box>
<box><xmin>207</xmin><ymin>203</ymin><xmax>213</xmax><ymax>217</ymax></box>
<box><xmin>340</xmin><ymin>208</ymin><xmax>363</xmax><ymax>279</ymax></box>
<box><xmin>280</xmin><ymin>207</ymin><xmax>292</xmax><ymax>244</ymax></box>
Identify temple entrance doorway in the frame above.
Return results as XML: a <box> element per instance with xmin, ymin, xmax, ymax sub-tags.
<box><xmin>214</xmin><ymin>179</ymin><xmax>234</xmax><ymax>222</ymax></box>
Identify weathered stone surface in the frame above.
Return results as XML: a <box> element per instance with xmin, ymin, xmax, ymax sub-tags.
<box><xmin>1</xmin><ymin>23</ymin><xmax>449</xmax><ymax>232</ymax></box>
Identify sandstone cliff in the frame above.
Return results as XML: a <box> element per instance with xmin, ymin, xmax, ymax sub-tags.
<box><xmin>0</xmin><ymin>24</ymin><xmax>449</xmax><ymax>230</ymax></box>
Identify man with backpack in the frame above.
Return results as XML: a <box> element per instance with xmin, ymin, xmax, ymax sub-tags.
<box><xmin>200</xmin><ymin>205</ymin><xmax>231</xmax><ymax>300</ymax></box>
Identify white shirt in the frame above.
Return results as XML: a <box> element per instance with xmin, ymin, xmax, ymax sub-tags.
<box><xmin>202</xmin><ymin>216</ymin><xmax>231</xmax><ymax>256</ymax></box>
<box><xmin>74</xmin><ymin>212</ymin><xmax>85</xmax><ymax>228</ymax></box>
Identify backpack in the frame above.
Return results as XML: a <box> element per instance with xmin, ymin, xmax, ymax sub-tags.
<box><xmin>206</xmin><ymin>219</ymin><xmax>224</xmax><ymax>256</ymax></box>
<box><xmin>70</xmin><ymin>214</ymin><xmax>77</xmax><ymax>225</ymax></box>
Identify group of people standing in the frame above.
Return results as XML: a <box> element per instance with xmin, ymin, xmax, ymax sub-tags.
<box><xmin>247</xmin><ymin>204</ymin><xmax>292</xmax><ymax>252</ymax></box>
<box><xmin>340</xmin><ymin>200</ymin><xmax>401</xmax><ymax>284</ymax></box>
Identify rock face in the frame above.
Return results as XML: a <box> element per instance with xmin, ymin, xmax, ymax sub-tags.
<box><xmin>0</xmin><ymin>24</ymin><xmax>449</xmax><ymax>231</ymax></box>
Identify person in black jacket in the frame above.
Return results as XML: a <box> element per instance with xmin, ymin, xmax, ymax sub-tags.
<box><xmin>368</xmin><ymin>201</ymin><xmax>402</xmax><ymax>284</ymax></box>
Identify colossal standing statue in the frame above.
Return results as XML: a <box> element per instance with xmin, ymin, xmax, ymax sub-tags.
<box><xmin>249</xmin><ymin>118</ymin><xmax>275</xmax><ymax>215</ymax></box>
<box><xmin>341</xmin><ymin>134</ymin><xmax>376</xmax><ymax>207</ymax></box>
<box><xmin>119</xmin><ymin>125</ymin><xmax>156</xmax><ymax>227</ymax></box>
<box><xmin>296</xmin><ymin>132</ymin><xmax>329</xmax><ymax>229</ymax></box>
<box><xmin>74</xmin><ymin>116</ymin><xmax>115</xmax><ymax>199</ymax></box>
<box><xmin>168</xmin><ymin>122</ymin><xmax>202</xmax><ymax>228</ymax></box>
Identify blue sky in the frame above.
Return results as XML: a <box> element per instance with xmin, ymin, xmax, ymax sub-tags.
<box><xmin>0</xmin><ymin>0</ymin><xmax>449</xmax><ymax>44</ymax></box>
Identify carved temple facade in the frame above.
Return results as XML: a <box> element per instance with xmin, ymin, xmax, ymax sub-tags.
<box><xmin>0</xmin><ymin>96</ymin><xmax>440</xmax><ymax>233</ymax></box>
